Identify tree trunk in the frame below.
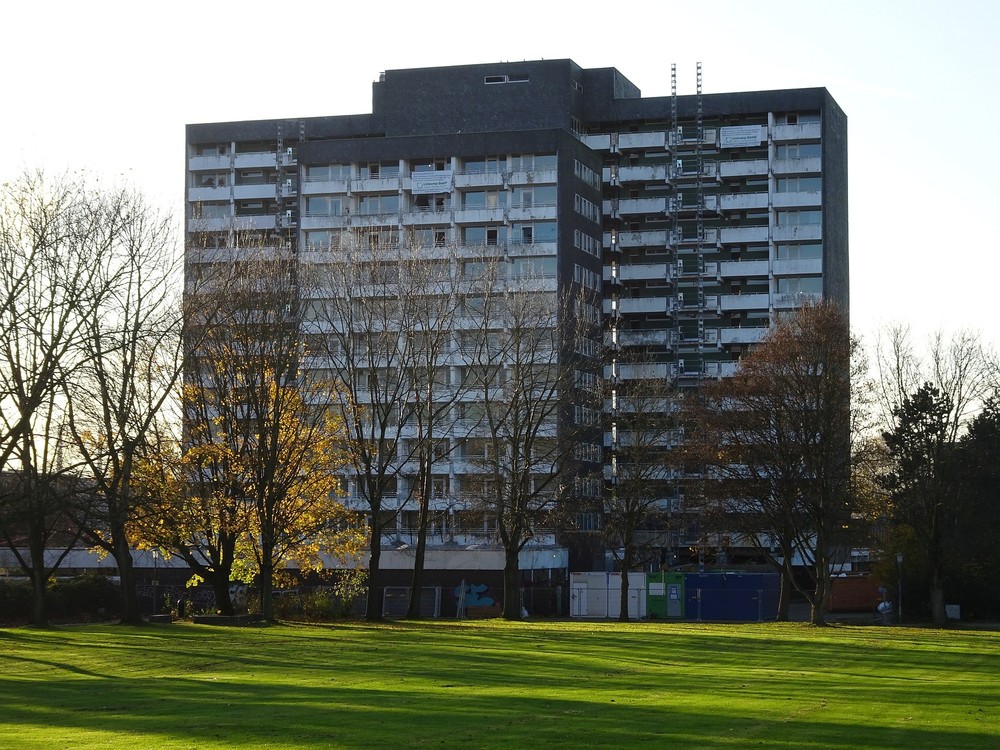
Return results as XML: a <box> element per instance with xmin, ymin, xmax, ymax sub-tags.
<box><xmin>259</xmin><ymin>556</ymin><xmax>274</xmax><ymax>622</ymax></box>
<box><xmin>113</xmin><ymin>530</ymin><xmax>143</xmax><ymax>625</ymax></box>
<box><xmin>27</xmin><ymin>525</ymin><xmax>48</xmax><ymax>627</ymax></box>
<box><xmin>502</xmin><ymin>546</ymin><xmax>521</xmax><ymax>620</ymax></box>
<box><xmin>29</xmin><ymin>565</ymin><xmax>48</xmax><ymax>627</ymax></box>
<box><xmin>366</xmin><ymin>516</ymin><xmax>384</xmax><ymax>622</ymax></box>
<box><xmin>930</xmin><ymin>566</ymin><xmax>947</xmax><ymax>627</ymax></box>
<box><xmin>407</xmin><ymin>480</ymin><xmax>431</xmax><ymax>619</ymax></box>
<box><xmin>211</xmin><ymin>575</ymin><xmax>235</xmax><ymax>617</ymax></box>
<box><xmin>810</xmin><ymin>552</ymin><xmax>830</xmax><ymax>626</ymax></box>
<box><xmin>618</xmin><ymin>545</ymin><xmax>633</xmax><ymax>622</ymax></box>
<box><xmin>775</xmin><ymin>570</ymin><xmax>790</xmax><ymax>622</ymax></box>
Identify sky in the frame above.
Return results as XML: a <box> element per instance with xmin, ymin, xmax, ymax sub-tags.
<box><xmin>3</xmin><ymin>0</ymin><xmax>998</xmax><ymax>351</ymax></box>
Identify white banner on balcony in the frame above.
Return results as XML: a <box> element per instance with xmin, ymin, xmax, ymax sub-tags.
<box><xmin>720</xmin><ymin>125</ymin><xmax>764</xmax><ymax>149</ymax></box>
<box><xmin>411</xmin><ymin>170</ymin><xmax>453</xmax><ymax>194</ymax></box>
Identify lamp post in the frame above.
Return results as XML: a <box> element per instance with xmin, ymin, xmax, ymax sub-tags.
<box><xmin>895</xmin><ymin>553</ymin><xmax>903</xmax><ymax>624</ymax></box>
<box><xmin>152</xmin><ymin>549</ymin><xmax>159</xmax><ymax>616</ymax></box>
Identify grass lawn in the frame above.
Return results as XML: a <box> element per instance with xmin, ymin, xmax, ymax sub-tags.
<box><xmin>1</xmin><ymin>619</ymin><xmax>997</xmax><ymax>749</ymax></box>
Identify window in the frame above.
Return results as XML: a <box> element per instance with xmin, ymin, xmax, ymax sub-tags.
<box><xmin>361</xmin><ymin>161</ymin><xmax>400</xmax><ymax>178</ymax></box>
<box><xmin>512</xmin><ymin>185</ymin><xmax>556</xmax><ymax>208</ymax></box>
<box><xmin>776</xmin><ymin>242</ymin><xmax>822</xmax><ymax>260</ymax></box>
<box><xmin>193</xmin><ymin>202</ymin><xmax>229</xmax><ymax>219</ymax></box>
<box><xmin>574</xmin><ymin>194</ymin><xmax>601</xmax><ymax>223</ymax></box>
<box><xmin>412</xmin><ymin>159</ymin><xmax>449</xmax><ymax>172</ymax></box>
<box><xmin>357</xmin><ymin>194</ymin><xmax>399</xmax><ymax>215</ymax></box>
<box><xmin>573</xmin><ymin>264</ymin><xmax>600</xmax><ymax>290</ymax></box>
<box><xmin>304</xmin><ymin>164</ymin><xmax>350</xmax><ymax>181</ymax></box>
<box><xmin>195</xmin><ymin>143</ymin><xmax>228</xmax><ymax>157</ymax></box>
<box><xmin>776</xmin><ymin>143</ymin><xmax>822</xmax><ymax>159</ymax></box>
<box><xmin>777</xmin><ymin>276</ymin><xmax>822</xmax><ymax>295</ymax></box>
<box><xmin>776</xmin><ymin>210</ymin><xmax>821</xmax><ymax>226</ymax></box>
<box><xmin>304</xmin><ymin>196</ymin><xmax>341</xmax><ymax>217</ymax></box>
<box><xmin>194</xmin><ymin>172</ymin><xmax>228</xmax><ymax>188</ymax></box>
<box><xmin>462</xmin><ymin>190</ymin><xmax>507</xmax><ymax>209</ymax></box>
<box><xmin>512</xmin><ymin>256</ymin><xmax>557</xmax><ymax>278</ymax></box>
<box><xmin>573</xmin><ymin>229</ymin><xmax>601</xmax><ymax>257</ymax></box>
<box><xmin>413</xmin><ymin>193</ymin><xmax>449</xmax><ymax>212</ymax></box>
<box><xmin>778</xmin><ymin>112</ymin><xmax>820</xmax><ymax>125</ymax></box>
<box><xmin>512</xmin><ymin>222</ymin><xmax>556</xmax><ymax>245</ymax></box>
<box><xmin>234</xmin><ymin>140</ymin><xmax>277</xmax><ymax>154</ymax></box>
<box><xmin>305</xmin><ymin>230</ymin><xmax>334</xmax><ymax>250</ymax></box>
<box><xmin>512</xmin><ymin>153</ymin><xmax>557</xmax><ymax>171</ymax></box>
<box><xmin>463</xmin><ymin>225</ymin><xmax>507</xmax><ymax>246</ymax></box>
<box><xmin>776</xmin><ymin>176</ymin><xmax>822</xmax><ymax>193</ymax></box>
<box><xmin>574</xmin><ymin>159</ymin><xmax>601</xmax><ymax>190</ymax></box>
<box><xmin>235</xmin><ymin>200</ymin><xmax>272</xmax><ymax>216</ymax></box>
<box><xmin>463</xmin><ymin>156</ymin><xmax>503</xmax><ymax>174</ymax></box>
<box><xmin>484</xmin><ymin>73</ymin><xmax>529</xmax><ymax>84</ymax></box>
<box><xmin>236</xmin><ymin>169</ymin><xmax>276</xmax><ymax>186</ymax></box>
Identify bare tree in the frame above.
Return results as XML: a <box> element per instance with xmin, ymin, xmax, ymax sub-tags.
<box><xmin>467</xmin><ymin>274</ymin><xmax>602</xmax><ymax>620</ymax></box>
<box><xmin>300</xmin><ymin>229</ymin><xmax>416</xmax><ymax>620</ymax></box>
<box><xmin>396</xmin><ymin>241</ymin><xmax>467</xmax><ymax>618</ymax></box>
<box><xmin>0</xmin><ymin>171</ymin><xmax>128</xmax><ymax>625</ymax></box>
<box><xmin>604</xmin><ymin>362</ymin><xmax>683</xmax><ymax>621</ymax></box>
<box><xmin>64</xmin><ymin>187</ymin><xmax>183</xmax><ymax>624</ymax></box>
<box><xmin>695</xmin><ymin>303</ymin><xmax>860</xmax><ymax>625</ymax></box>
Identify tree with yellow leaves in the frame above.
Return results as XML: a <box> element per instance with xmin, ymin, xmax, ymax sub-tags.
<box><xmin>177</xmin><ymin>238</ymin><xmax>363</xmax><ymax>620</ymax></box>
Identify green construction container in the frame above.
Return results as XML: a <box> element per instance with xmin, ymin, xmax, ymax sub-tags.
<box><xmin>647</xmin><ymin>572</ymin><xmax>685</xmax><ymax>619</ymax></box>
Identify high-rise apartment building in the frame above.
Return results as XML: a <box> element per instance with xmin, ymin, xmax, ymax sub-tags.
<box><xmin>185</xmin><ymin>59</ymin><xmax>847</xmax><ymax>573</ymax></box>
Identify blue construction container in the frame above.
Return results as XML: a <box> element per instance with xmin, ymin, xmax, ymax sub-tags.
<box><xmin>683</xmin><ymin>572</ymin><xmax>779</xmax><ymax>621</ymax></box>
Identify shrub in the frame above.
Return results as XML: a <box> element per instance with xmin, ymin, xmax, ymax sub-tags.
<box><xmin>47</xmin><ymin>575</ymin><xmax>122</xmax><ymax>620</ymax></box>
<box><xmin>0</xmin><ymin>579</ymin><xmax>32</xmax><ymax>622</ymax></box>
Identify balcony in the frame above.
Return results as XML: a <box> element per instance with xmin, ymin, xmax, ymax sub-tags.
<box><xmin>233</xmin><ymin>184</ymin><xmax>277</xmax><ymax>201</ymax></box>
<box><xmin>453</xmin><ymin>207</ymin><xmax>502</xmax><ymax>224</ymax></box>
<box><xmin>615</xmin><ymin>164</ymin><xmax>670</xmax><ymax>183</ymax></box>
<box><xmin>772</xmin><ymin>157</ymin><xmax>821</xmax><ymax>174</ymax></box>
<box><xmin>720</xmin><ymin>293</ymin><xmax>770</xmax><ymax>311</ymax></box>
<box><xmin>508</xmin><ymin>168</ymin><xmax>557</xmax><ymax>185</ymax></box>
<box><xmin>188</xmin><ymin>186</ymin><xmax>229</xmax><ymax>202</ymax></box>
<box><xmin>617</xmin><ymin>263</ymin><xmax>672</xmax><ymax>282</ymax></box>
<box><xmin>611</xmin><ymin>229</ymin><xmax>668</xmax><ymax>249</ymax></box>
<box><xmin>619</xmin><ymin>297</ymin><xmax>675</xmax><ymax>315</ymax></box>
<box><xmin>188</xmin><ymin>154</ymin><xmax>229</xmax><ymax>171</ymax></box>
<box><xmin>772</xmin><ymin>225</ymin><xmax>821</xmax><ymax>242</ymax></box>
<box><xmin>506</xmin><ymin>204</ymin><xmax>557</xmax><ymax>222</ymax></box>
<box><xmin>617</xmin><ymin>329</ymin><xmax>677</xmax><ymax>348</ymax></box>
<box><xmin>670</xmin><ymin>127</ymin><xmax>718</xmax><ymax>146</ymax></box>
<box><xmin>618</xmin><ymin>131</ymin><xmax>666</xmax><ymax>150</ymax></box>
<box><xmin>579</xmin><ymin>134</ymin><xmax>612</xmax><ymax>151</ymax></box>
<box><xmin>614</xmin><ymin>197</ymin><xmax>668</xmax><ymax>216</ymax></box>
<box><xmin>773</xmin><ymin>258</ymin><xmax>822</xmax><ymax>275</ymax></box>
<box><xmin>773</xmin><ymin>190</ymin><xmax>822</xmax><ymax>208</ymax></box>
<box><xmin>719</xmin><ymin>260</ymin><xmax>769</xmax><ymax>278</ymax></box>
<box><xmin>775</xmin><ymin>292</ymin><xmax>822</xmax><ymax>309</ymax></box>
<box><xmin>615</xmin><ymin>362</ymin><xmax>673</xmax><ymax>380</ymax></box>
<box><xmin>719</xmin><ymin>159</ymin><xmax>768</xmax><ymax>178</ymax></box>
<box><xmin>772</xmin><ymin>123</ymin><xmax>822</xmax><ymax>141</ymax></box>
<box><xmin>704</xmin><ymin>361</ymin><xmax>739</xmax><ymax>377</ymax></box>
<box><xmin>187</xmin><ymin>214</ymin><xmax>277</xmax><ymax>232</ymax></box>
<box><xmin>720</xmin><ymin>193</ymin><xmax>768</xmax><ymax>211</ymax></box>
<box><xmin>300</xmin><ymin>215</ymin><xmax>345</xmax><ymax>230</ymax></box>
<box><xmin>301</xmin><ymin>178</ymin><xmax>350</xmax><ymax>195</ymax></box>
<box><xmin>233</xmin><ymin>152</ymin><xmax>277</xmax><ymax>169</ymax></box>
<box><xmin>720</xmin><ymin>327</ymin><xmax>768</xmax><ymax>345</ymax></box>
<box><xmin>720</xmin><ymin>226</ymin><xmax>769</xmax><ymax>244</ymax></box>
<box><xmin>354</xmin><ymin>176</ymin><xmax>403</xmax><ymax>192</ymax></box>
